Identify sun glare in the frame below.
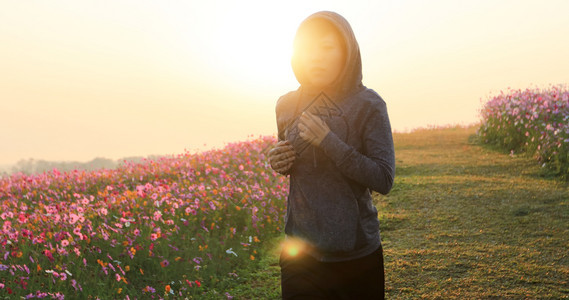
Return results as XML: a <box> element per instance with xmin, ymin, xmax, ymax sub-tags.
<box><xmin>208</xmin><ymin>15</ymin><xmax>296</xmax><ymax>89</ymax></box>
<box><xmin>163</xmin><ymin>2</ymin><xmax>303</xmax><ymax>92</ymax></box>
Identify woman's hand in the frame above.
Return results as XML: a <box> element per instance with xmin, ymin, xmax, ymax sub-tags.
<box><xmin>298</xmin><ymin>111</ymin><xmax>330</xmax><ymax>147</ymax></box>
<box><xmin>269</xmin><ymin>140</ymin><xmax>296</xmax><ymax>175</ymax></box>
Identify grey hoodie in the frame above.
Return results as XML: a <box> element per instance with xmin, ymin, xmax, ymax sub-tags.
<box><xmin>276</xmin><ymin>11</ymin><xmax>395</xmax><ymax>261</ymax></box>
<box><xmin>275</xmin><ymin>11</ymin><xmax>395</xmax><ymax>262</ymax></box>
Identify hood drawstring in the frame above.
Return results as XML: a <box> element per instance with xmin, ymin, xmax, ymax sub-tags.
<box><xmin>313</xmin><ymin>146</ymin><xmax>317</xmax><ymax>169</ymax></box>
<box><xmin>294</xmin><ymin>88</ymin><xmax>317</xmax><ymax>169</ymax></box>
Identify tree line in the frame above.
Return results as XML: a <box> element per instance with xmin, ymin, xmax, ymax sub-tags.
<box><xmin>1</xmin><ymin>155</ymin><xmax>164</xmax><ymax>177</ymax></box>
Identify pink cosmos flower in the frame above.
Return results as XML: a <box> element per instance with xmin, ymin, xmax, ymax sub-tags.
<box><xmin>153</xmin><ymin>211</ymin><xmax>162</xmax><ymax>221</ymax></box>
<box><xmin>8</xmin><ymin>233</ymin><xmax>18</xmax><ymax>240</ymax></box>
<box><xmin>2</xmin><ymin>221</ymin><xmax>11</xmax><ymax>231</ymax></box>
<box><xmin>18</xmin><ymin>213</ymin><xmax>27</xmax><ymax>224</ymax></box>
<box><xmin>71</xmin><ymin>279</ymin><xmax>80</xmax><ymax>291</ymax></box>
<box><xmin>136</xmin><ymin>185</ymin><xmax>145</xmax><ymax>197</ymax></box>
<box><xmin>44</xmin><ymin>250</ymin><xmax>54</xmax><ymax>262</ymax></box>
<box><xmin>69</xmin><ymin>213</ymin><xmax>80</xmax><ymax>224</ymax></box>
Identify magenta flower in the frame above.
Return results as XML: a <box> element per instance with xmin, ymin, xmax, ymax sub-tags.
<box><xmin>18</xmin><ymin>213</ymin><xmax>27</xmax><ymax>224</ymax></box>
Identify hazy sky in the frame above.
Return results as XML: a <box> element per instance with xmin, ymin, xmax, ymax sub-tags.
<box><xmin>1</xmin><ymin>0</ymin><xmax>568</xmax><ymax>166</ymax></box>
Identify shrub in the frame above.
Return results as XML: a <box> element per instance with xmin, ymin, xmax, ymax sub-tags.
<box><xmin>478</xmin><ymin>85</ymin><xmax>569</xmax><ymax>178</ymax></box>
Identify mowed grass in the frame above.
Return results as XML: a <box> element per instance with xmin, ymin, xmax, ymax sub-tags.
<box><xmin>232</xmin><ymin>126</ymin><xmax>569</xmax><ymax>299</ymax></box>
<box><xmin>381</xmin><ymin>126</ymin><xmax>569</xmax><ymax>299</ymax></box>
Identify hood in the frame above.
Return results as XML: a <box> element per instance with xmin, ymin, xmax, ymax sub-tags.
<box><xmin>291</xmin><ymin>11</ymin><xmax>363</xmax><ymax>99</ymax></box>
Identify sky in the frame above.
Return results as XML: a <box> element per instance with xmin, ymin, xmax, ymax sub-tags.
<box><xmin>1</xmin><ymin>0</ymin><xmax>568</xmax><ymax>167</ymax></box>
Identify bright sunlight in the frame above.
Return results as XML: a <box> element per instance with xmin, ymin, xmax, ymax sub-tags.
<box><xmin>164</xmin><ymin>1</ymin><xmax>301</xmax><ymax>93</ymax></box>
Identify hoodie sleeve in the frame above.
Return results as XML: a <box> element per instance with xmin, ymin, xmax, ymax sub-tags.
<box><xmin>319</xmin><ymin>99</ymin><xmax>395</xmax><ymax>195</ymax></box>
<box><xmin>276</xmin><ymin>97</ymin><xmax>286</xmax><ymax>141</ymax></box>
<box><xmin>275</xmin><ymin>91</ymin><xmax>298</xmax><ymax>142</ymax></box>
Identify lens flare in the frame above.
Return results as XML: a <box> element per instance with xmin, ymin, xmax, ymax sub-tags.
<box><xmin>281</xmin><ymin>238</ymin><xmax>308</xmax><ymax>257</ymax></box>
<box><xmin>287</xmin><ymin>246</ymin><xmax>299</xmax><ymax>257</ymax></box>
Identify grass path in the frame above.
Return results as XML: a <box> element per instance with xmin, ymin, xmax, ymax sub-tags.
<box><xmin>232</xmin><ymin>126</ymin><xmax>569</xmax><ymax>299</ymax></box>
<box><xmin>382</xmin><ymin>126</ymin><xmax>568</xmax><ymax>298</ymax></box>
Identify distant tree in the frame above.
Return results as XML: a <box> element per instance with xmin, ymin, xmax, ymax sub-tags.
<box><xmin>85</xmin><ymin>157</ymin><xmax>117</xmax><ymax>170</ymax></box>
<box><xmin>118</xmin><ymin>156</ymin><xmax>145</xmax><ymax>165</ymax></box>
<box><xmin>12</xmin><ymin>158</ymin><xmax>35</xmax><ymax>174</ymax></box>
<box><xmin>5</xmin><ymin>154</ymin><xmax>166</xmax><ymax>176</ymax></box>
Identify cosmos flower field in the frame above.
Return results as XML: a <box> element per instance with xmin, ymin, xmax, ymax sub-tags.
<box><xmin>478</xmin><ymin>85</ymin><xmax>569</xmax><ymax>178</ymax></box>
<box><xmin>0</xmin><ymin>136</ymin><xmax>288</xmax><ymax>299</ymax></box>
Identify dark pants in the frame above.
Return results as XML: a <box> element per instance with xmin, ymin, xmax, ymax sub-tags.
<box><xmin>280</xmin><ymin>245</ymin><xmax>385</xmax><ymax>300</ymax></box>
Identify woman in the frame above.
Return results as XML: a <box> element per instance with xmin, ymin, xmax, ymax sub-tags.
<box><xmin>269</xmin><ymin>11</ymin><xmax>395</xmax><ymax>299</ymax></box>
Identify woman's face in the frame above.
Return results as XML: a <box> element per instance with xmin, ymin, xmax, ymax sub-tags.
<box><xmin>298</xmin><ymin>30</ymin><xmax>345</xmax><ymax>90</ymax></box>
